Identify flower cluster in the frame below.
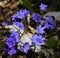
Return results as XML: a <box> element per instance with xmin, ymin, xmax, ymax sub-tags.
<box><xmin>4</xmin><ymin>3</ymin><xmax>56</xmax><ymax>55</ymax></box>
<box><xmin>11</xmin><ymin>9</ymin><xmax>30</xmax><ymax>30</ymax></box>
<box><xmin>5</xmin><ymin>31</ymin><xmax>20</xmax><ymax>55</ymax></box>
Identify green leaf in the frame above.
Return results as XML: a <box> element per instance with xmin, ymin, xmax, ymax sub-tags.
<box><xmin>18</xmin><ymin>0</ymin><xmax>23</xmax><ymax>4</ymax></box>
<box><xmin>46</xmin><ymin>36</ymin><xmax>58</xmax><ymax>49</ymax></box>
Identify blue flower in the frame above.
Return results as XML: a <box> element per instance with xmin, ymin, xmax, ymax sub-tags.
<box><xmin>32</xmin><ymin>13</ymin><xmax>41</xmax><ymax>22</ymax></box>
<box><xmin>13</xmin><ymin>22</ymin><xmax>25</xmax><ymax>30</ymax></box>
<box><xmin>21</xmin><ymin>43</ymin><xmax>30</xmax><ymax>53</ymax></box>
<box><xmin>5</xmin><ymin>31</ymin><xmax>20</xmax><ymax>48</ymax></box>
<box><xmin>11</xmin><ymin>14</ymin><xmax>17</xmax><ymax>21</ymax></box>
<box><xmin>45</xmin><ymin>16</ymin><xmax>56</xmax><ymax>25</ymax></box>
<box><xmin>10</xmin><ymin>31</ymin><xmax>20</xmax><ymax>43</ymax></box>
<box><xmin>2</xmin><ymin>21</ymin><xmax>8</xmax><ymax>26</ymax></box>
<box><xmin>8</xmin><ymin>48</ymin><xmax>16</xmax><ymax>55</ymax></box>
<box><xmin>39</xmin><ymin>3</ymin><xmax>48</xmax><ymax>11</ymax></box>
<box><xmin>36</xmin><ymin>25</ymin><xmax>46</xmax><ymax>34</ymax></box>
<box><xmin>5</xmin><ymin>37</ymin><xmax>16</xmax><ymax>48</ymax></box>
<box><xmin>44</xmin><ymin>23</ymin><xmax>55</xmax><ymax>29</ymax></box>
<box><xmin>12</xmin><ymin>9</ymin><xmax>30</xmax><ymax>20</ymax></box>
<box><xmin>31</xmin><ymin>34</ymin><xmax>45</xmax><ymax>46</ymax></box>
<box><xmin>44</xmin><ymin>16</ymin><xmax>56</xmax><ymax>29</ymax></box>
